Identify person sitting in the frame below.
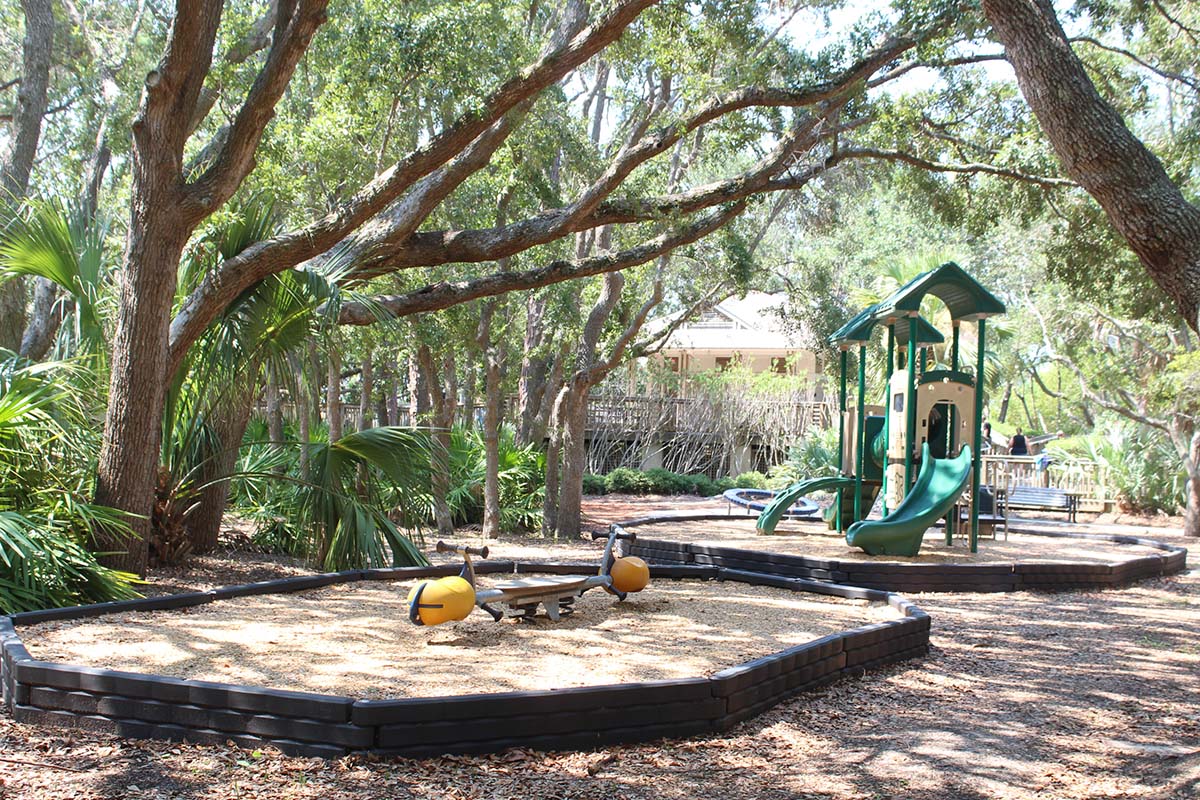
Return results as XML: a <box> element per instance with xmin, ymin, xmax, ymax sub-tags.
<box><xmin>1009</xmin><ymin>428</ymin><xmax>1028</xmax><ymax>456</ymax></box>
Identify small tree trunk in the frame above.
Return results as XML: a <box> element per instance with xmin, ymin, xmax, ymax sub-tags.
<box><xmin>384</xmin><ymin>353</ymin><xmax>399</xmax><ymax>425</ymax></box>
<box><xmin>266</xmin><ymin>370</ymin><xmax>285</xmax><ymax>469</ymax></box>
<box><xmin>460</xmin><ymin>362</ymin><xmax>477</xmax><ymax>428</ymax></box>
<box><xmin>19</xmin><ymin>276</ymin><xmax>67</xmax><ymax>361</ymax></box>
<box><xmin>374</xmin><ymin>355</ymin><xmax>391</xmax><ymax>426</ymax></box>
<box><xmin>518</xmin><ymin>294</ymin><xmax>549</xmax><ymax>445</ymax></box>
<box><xmin>186</xmin><ymin>369</ymin><xmax>259</xmax><ymax>553</ymax></box>
<box><xmin>0</xmin><ymin>0</ymin><xmax>55</xmax><ymax>352</ymax></box>
<box><xmin>327</xmin><ymin>347</ymin><xmax>343</xmax><ymax>442</ymax></box>
<box><xmin>296</xmin><ymin>368</ymin><xmax>311</xmax><ymax>477</ymax></box>
<box><xmin>542</xmin><ymin>387</ymin><xmax>568</xmax><ymax>536</ymax></box>
<box><xmin>555</xmin><ymin>389</ymin><xmax>589</xmax><ymax>539</ymax></box>
<box><xmin>418</xmin><ymin>345</ymin><xmax>457</xmax><ymax>538</ymax></box>
<box><xmin>481</xmin><ymin>355</ymin><xmax>504</xmax><ymax>537</ymax></box>
<box><xmin>1185</xmin><ymin>430</ymin><xmax>1200</xmax><ymax>538</ymax></box>
<box><xmin>358</xmin><ymin>355</ymin><xmax>373</xmax><ymax>432</ymax></box>
<box><xmin>998</xmin><ymin>382</ymin><xmax>1012</xmax><ymax>423</ymax></box>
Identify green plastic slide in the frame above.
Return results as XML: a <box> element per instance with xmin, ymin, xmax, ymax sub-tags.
<box><xmin>757</xmin><ymin>476</ymin><xmax>857</xmax><ymax>534</ymax></box>
<box><xmin>845</xmin><ymin>444</ymin><xmax>972</xmax><ymax>557</ymax></box>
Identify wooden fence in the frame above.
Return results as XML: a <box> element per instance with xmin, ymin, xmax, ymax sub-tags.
<box><xmin>982</xmin><ymin>454</ymin><xmax>1111</xmax><ymax>509</ymax></box>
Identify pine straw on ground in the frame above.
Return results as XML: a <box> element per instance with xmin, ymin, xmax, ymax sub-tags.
<box><xmin>1</xmin><ymin>504</ymin><xmax>1197</xmax><ymax>800</ymax></box>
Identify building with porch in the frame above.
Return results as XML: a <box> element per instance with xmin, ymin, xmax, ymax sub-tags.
<box><xmin>655</xmin><ymin>292</ymin><xmax>821</xmax><ymax>381</ymax></box>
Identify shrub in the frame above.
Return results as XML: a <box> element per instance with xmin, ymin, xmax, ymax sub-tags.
<box><xmin>685</xmin><ymin>473</ymin><xmax>720</xmax><ymax>497</ymax></box>
<box><xmin>766</xmin><ymin>462</ymin><xmax>801</xmax><ymax>489</ymax></box>
<box><xmin>789</xmin><ymin>427</ymin><xmax>841</xmax><ymax>479</ymax></box>
<box><xmin>731</xmin><ymin>471</ymin><xmax>769</xmax><ymax>489</ymax></box>
<box><xmin>582</xmin><ymin>473</ymin><xmax>608</xmax><ymax>495</ymax></box>
<box><xmin>604</xmin><ymin>466</ymin><xmax>653</xmax><ymax>494</ymax></box>
<box><xmin>642</xmin><ymin>468</ymin><xmax>694</xmax><ymax>495</ymax></box>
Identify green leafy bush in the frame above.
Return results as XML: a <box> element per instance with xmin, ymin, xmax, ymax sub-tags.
<box><xmin>732</xmin><ymin>471</ymin><xmax>769</xmax><ymax>490</ymax></box>
<box><xmin>0</xmin><ymin>355</ymin><xmax>138</xmax><ymax>613</ymax></box>
<box><xmin>789</xmin><ymin>427</ymin><xmax>842</xmax><ymax>479</ymax></box>
<box><xmin>686</xmin><ymin>473</ymin><xmax>720</xmax><ymax>497</ymax></box>
<box><xmin>1052</xmin><ymin>421</ymin><xmax>1186</xmax><ymax>514</ymax></box>
<box><xmin>583</xmin><ymin>473</ymin><xmax>608</xmax><ymax>495</ymax></box>
<box><xmin>604</xmin><ymin>467</ymin><xmax>654</xmax><ymax>494</ymax></box>
<box><xmin>642</xmin><ymin>468</ymin><xmax>695</xmax><ymax>494</ymax></box>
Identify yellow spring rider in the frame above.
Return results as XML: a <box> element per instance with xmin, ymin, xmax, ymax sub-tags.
<box><xmin>407</xmin><ymin>528</ymin><xmax>650</xmax><ymax>625</ymax></box>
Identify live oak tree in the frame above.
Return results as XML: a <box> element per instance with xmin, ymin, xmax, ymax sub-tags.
<box><xmin>977</xmin><ymin>0</ymin><xmax>1200</xmax><ymax>535</ymax></box>
<box><xmin>9</xmin><ymin>0</ymin><xmax>1149</xmax><ymax>570</ymax></box>
<box><xmin>80</xmin><ymin>0</ymin><xmax>979</xmax><ymax>573</ymax></box>
<box><xmin>980</xmin><ymin>0</ymin><xmax>1200</xmax><ymax>332</ymax></box>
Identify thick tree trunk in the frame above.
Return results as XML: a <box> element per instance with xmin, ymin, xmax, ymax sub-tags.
<box><xmin>997</xmin><ymin>382</ymin><xmax>1012</xmax><ymax>424</ymax></box>
<box><xmin>94</xmin><ymin>221</ymin><xmax>192</xmax><ymax>574</ymax></box>
<box><xmin>0</xmin><ymin>0</ymin><xmax>54</xmax><ymax>351</ymax></box>
<box><xmin>982</xmin><ymin>0</ymin><xmax>1200</xmax><ymax>330</ymax></box>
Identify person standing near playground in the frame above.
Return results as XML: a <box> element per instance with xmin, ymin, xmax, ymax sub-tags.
<box><xmin>1009</xmin><ymin>428</ymin><xmax>1028</xmax><ymax>456</ymax></box>
<box><xmin>981</xmin><ymin>421</ymin><xmax>993</xmax><ymax>453</ymax></box>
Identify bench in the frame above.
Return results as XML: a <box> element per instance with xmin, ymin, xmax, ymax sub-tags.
<box><xmin>1001</xmin><ymin>485</ymin><xmax>1079</xmax><ymax>525</ymax></box>
<box><xmin>956</xmin><ymin>486</ymin><xmax>1006</xmax><ymax>540</ymax></box>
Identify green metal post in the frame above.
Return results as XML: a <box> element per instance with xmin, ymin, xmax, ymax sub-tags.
<box><xmin>970</xmin><ymin>318</ymin><xmax>987</xmax><ymax>552</ymax></box>
<box><xmin>951</xmin><ymin>322</ymin><xmax>961</xmax><ymax>370</ymax></box>
<box><xmin>837</xmin><ymin>348</ymin><xmax>848</xmax><ymax>533</ymax></box>
<box><xmin>882</xmin><ymin>325</ymin><xmax>895</xmax><ymax>515</ymax></box>
<box><xmin>904</xmin><ymin>316</ymin><xmax>918</xmax><ymax>494</ymax></box>
<box><xmin>854</xmin><ymin>344</ymin><xmax>867</xmax><ymax>523</ymax></box>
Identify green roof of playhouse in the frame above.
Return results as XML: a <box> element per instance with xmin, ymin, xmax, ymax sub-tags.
<box><xmin>829</xmin><ymin>306</ymin><xmax>945</xmax><ymax>347</ymax></box>
<box><xmin>871</xmin><ymin>261</ymin><xmax>1005</xmax><ymax>321</ymax></box>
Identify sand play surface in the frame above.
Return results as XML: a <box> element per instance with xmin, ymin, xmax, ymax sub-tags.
<box><xmin>22</xmin><ymin>578</ymin><xmax>896</xmax><ymax>699</ymax></box>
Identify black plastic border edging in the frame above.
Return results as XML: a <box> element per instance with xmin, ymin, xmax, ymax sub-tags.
<box><xmin>1</xmin><ymin>563</ymin><xmax>928</xmax><ymax>758</ymax></box>
<box><xmin>615</xmin><ymin>513</ymin><xmax>1188</xmax><ymax>593</ymax></box>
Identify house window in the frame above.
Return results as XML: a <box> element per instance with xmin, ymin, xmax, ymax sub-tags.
<box><xmin>715</xmin><ymin>356</ymin><xmax>732</xmax><ymax>371</ymax></box>
<box><xmin>665</xmin><ymin>356</ymin><xmax>680</xmax><ymax>373</ymax></box>
<box><xmin>771</xmin><ymin>357</ymin><xmax>789</xmax><ymax>375</ymax></box>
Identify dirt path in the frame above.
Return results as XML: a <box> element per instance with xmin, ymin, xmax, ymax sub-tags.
<box><xmin>1</xmin><ymin>501</ymin><xmax>1197</xmax><ymax>799</ymax></box>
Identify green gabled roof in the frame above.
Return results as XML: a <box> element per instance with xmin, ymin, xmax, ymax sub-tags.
<box><xmin>871</xmin><ymin>261</ymin><xmax>1005</xmax><ymax>321</ymax></box>
<box><xmin>829</xmin><ymin>305</ymin><xmax>945</xmax><ymax>347</ymax></box>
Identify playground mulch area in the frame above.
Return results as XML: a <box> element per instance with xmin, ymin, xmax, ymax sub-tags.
<box><xmin>631</xmin><ymin>517</ymin><xmax>1166</xmax><ymax>563</ymax></box>
<box><xmin>2</xmin><ymin>504</ymin><xmax>1197</xmax><ymax>800</ymax></box>
<box><xmin>19</xmin><ymin>579</ymin><xmax>893</xmax><ymax>699</ymax></box>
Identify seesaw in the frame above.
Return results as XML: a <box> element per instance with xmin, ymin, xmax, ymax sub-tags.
<box><xmin>407</xmin><ymin>527</ymin><xmax>650</xmax><ymax>625</ymax></box>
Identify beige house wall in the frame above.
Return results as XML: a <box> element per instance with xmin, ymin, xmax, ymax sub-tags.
<box><xmin>660</xmin><ymin>349</ymin><xmax>821</xmax><ymax>378</ymax></box>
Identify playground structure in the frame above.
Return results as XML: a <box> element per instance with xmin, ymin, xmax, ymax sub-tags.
<box><xmin>408</xmin><ymin>528</ymin><xmax>650</xmax><ymax>625</ymax></box>
<box><xmin>758</xmin><ymin>263</ymin><xmax>1006</xmax><ymax>555</ymax></box>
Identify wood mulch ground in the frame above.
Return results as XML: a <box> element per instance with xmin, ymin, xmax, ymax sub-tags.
<box><xmin>628</xmin><ymin>518</ymin><xmax>1164</xmax><ymax>563</ymax></box>
<box><xmin>1</xmin><ymin>499</ymin><xmax>1196</xmax><ymax>799</ymax></box>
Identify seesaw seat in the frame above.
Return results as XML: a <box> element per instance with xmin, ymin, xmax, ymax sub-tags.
<box><xmin>490</xmin><ymin>575</ymin><xmax>594</xmax><ymax>598</ymax></box>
